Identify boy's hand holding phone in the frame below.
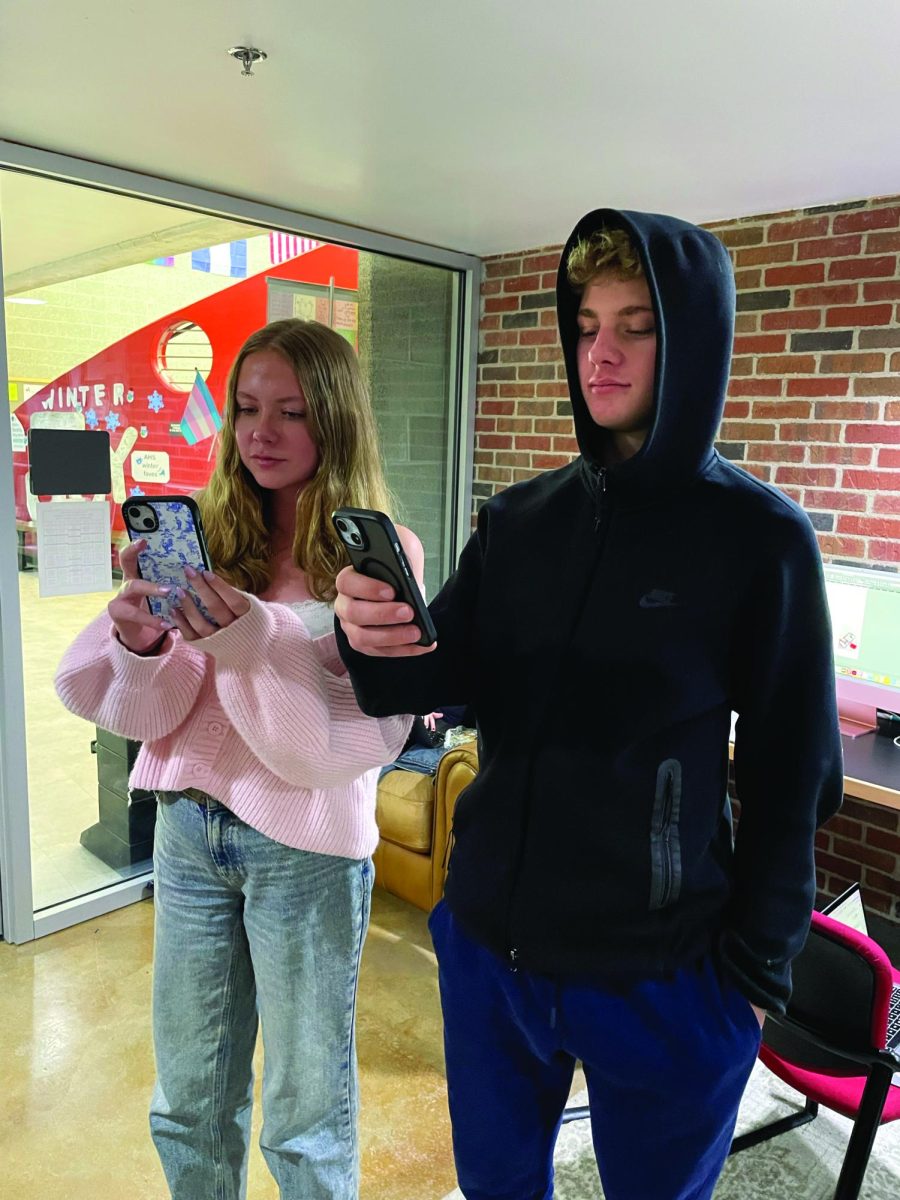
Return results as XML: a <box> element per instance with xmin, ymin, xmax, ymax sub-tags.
<box><xmin>333</xmin><ymin>519</ymin><xmax>436</xmax><ymax>658</ymax></box>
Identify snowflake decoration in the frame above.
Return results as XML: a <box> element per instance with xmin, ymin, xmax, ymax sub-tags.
<box><xmin>129</xmin><ymin>486</ymin><xmax>146</xmax><ymax>497</ymax></box>
<box><xmin>105</xmin><ymin>411</ymin><xmax>122</xmax><ymax>433</ymax></box>
<box><xmin>148</xmin><ymin>391</ymin><xmax>165</xmax><ymax>413</ymax></box>
<box><xmin>84</xmin><ymin>408</ymin><xmax>100</xmax><ymax>429</ymax></box>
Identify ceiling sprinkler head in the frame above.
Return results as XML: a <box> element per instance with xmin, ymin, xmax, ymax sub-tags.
<box><xmin>227</xmin><ymin>46</ymin><xmax>267</xmax><ymax>77</ymax></box>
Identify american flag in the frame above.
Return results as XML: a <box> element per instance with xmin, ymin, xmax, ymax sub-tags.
<box><xmin>269</xmin><ymin>232</ymin><xmax>321</xmax><ymax>265</ymax></box>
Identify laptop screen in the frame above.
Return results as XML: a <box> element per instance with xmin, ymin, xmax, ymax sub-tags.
<box><xmin>821</xmin><ymin>883</ymin><xmax>869</xmax><ymax>937</ymax></box>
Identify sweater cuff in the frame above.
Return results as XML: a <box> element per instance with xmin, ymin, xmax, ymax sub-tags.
<box><xmin>198</xmin><ymin>594</ymin><xmax>300</xmax><ymax>666</ymax></box>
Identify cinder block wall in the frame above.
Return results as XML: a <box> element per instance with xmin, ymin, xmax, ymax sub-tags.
<box><xmin>475</xmin><ymin>195</ymin><xmax>900</xmax><ymax>921</ymax></box>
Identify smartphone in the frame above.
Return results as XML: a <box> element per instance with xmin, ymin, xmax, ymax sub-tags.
<box><xmin>332</xmin><ymin>507</ymin><xmax>437</xmax><ymax>647</ymax></box>
<box><xmin>121</xmin><ymin>495</ymin><xmax>213</xmax><ymax>623</ymax></box>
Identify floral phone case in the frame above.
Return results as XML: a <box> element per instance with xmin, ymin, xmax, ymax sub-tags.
<box><xmin>121</xmin><ymin>496</ymin><xmax>213</xmax><ymax>622</ymax></box>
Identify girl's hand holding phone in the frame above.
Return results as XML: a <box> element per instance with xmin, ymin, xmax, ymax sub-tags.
<box><xmin>166</xmin><ymin>566</ymin><xmax>251</xmax><ymax>643</ymax></box>
<box><xmin>108</xmin><ymin>538</ymin><xmax>179</xmax><ymax>654</ymax></box>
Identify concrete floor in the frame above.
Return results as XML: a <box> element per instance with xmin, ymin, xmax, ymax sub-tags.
<box><xmin>0</xmin><ymin>888</ymin><xmax>459</xmax><ymax>1200</ymax></box>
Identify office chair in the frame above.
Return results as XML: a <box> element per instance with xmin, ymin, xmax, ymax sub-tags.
<box><xmin>729</xmin><ymin>909</ymin><xmax>900</xmax><ymax>1200</ymax></box>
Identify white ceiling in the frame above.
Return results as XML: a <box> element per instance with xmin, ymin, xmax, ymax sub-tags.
<box><xmin>1</xmin><ymin>0</ymin><xmax>900</xmax><ymax>258</ymax></box>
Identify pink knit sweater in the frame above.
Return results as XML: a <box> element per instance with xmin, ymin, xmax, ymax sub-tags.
<box><xmin>54</xmin><ymin>596</ymin><xmax>412</xmax><ymax>859</ymax></box>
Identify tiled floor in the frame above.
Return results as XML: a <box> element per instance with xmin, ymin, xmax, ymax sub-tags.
<box><xmin>0</xmin><ymin>888</ymin><xmax>459</xmax><ymax>1200</ymax></box>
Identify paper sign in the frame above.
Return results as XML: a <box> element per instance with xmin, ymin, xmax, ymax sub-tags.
<box><xmin>130</xmin><ymin>450</ymin><xmax>171</xmax><ymax>483</ymax></box>
<box><xmin>10</xmin><ymin>411</ymin><xmax>26</xmax><ymax>452</ymax></box>
<box><xmin>30</xmin><ymin>410</ymin><xmax>86</xmax><ymax>432</ymax></box>
<box><xmin>36</xmin><ymin>500</ymin><xmax>113</xmax><ymax>597</ymax></box>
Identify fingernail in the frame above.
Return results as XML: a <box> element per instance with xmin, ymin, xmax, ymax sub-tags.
<box><xmin>378</xmin><ymin>587</ymin><xmax>394</xmax><ymax>600</ymax></box>
<box><xmin>175</xmin><ymin>587</ymin><xmax>186</xmax><ymax>601</ymax></box>
<box><xmin>398</xmin><ymin>606</ymin><xmax>413</xmax><ymax>621</ymax></box>
<box><xmin>184</xmin><ymin>565</ymin><xmax>197</xmax><ymax>578</ymax></box>
<box><xmin>158</xmin><ymin>586</ymin><xmax>172</xmax><ymax>596</ymax></box>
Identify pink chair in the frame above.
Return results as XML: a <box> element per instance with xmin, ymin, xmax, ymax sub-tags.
<box><xmin>730</xmin><ymin>909</ymin><xmax>900</xmax><ymax>1200</ymax></box>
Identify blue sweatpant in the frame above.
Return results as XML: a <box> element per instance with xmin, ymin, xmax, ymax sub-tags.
<box><xmin>428</xmin><ymin>900</ymin><xmax>761</xmax><ymax>1200</ymax></box>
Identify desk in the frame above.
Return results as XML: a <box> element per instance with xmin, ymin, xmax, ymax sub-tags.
<box><xmin>728</xmin><ymin>731</ymin><xmax>900</xmax><ymax>812</ymax></box>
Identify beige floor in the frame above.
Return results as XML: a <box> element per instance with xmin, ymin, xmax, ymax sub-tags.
<box><xmin>18</xmin><ymin>569</ymin><xmax>151</xmax><ymax>911</ymax></box>
<box><xmin>0</xmin><ymin>888</ymin><xmax>460</xmax><ymax>1200</ymax></box>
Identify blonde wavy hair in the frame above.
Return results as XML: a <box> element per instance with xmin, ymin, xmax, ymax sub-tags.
<box><xmin>566</xmin><ymin>226</ymin><xmax>643</xmax><ymax>289</ymax></box>
<box><xmin>198</xmin><ymin>319</ymin><xmax>393</xmax><ymax>601</ymax></box>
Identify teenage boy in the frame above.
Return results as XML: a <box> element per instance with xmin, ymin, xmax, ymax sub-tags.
<box><xmin>334</xmin><ymin>209</ymin><xmax>844</xmax><ymax>1200</ymax></box>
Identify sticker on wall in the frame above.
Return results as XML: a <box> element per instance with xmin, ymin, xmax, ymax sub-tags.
<box><xmin>139</xmin><ymin>425</ymin><xmax>149</xmax><ymax>438</ymax></box>
<box><xmin>10</xmin><ymin>411</ymin><xmax>27</xmax><ymax>452</ymax></box>
<box><xmin>110</xmin><ymin>427</ymin><xmax>138</xmax><ymax>504</ymax></box>
<box><xmin>130</xmin><ymin>450</ymin><xmax>171</xmax><ymax>485</ymax></box>
<box><xmin>148</xmin><ymin>390</ymin><xmax>165</xmax><ymax>413</ymax></box>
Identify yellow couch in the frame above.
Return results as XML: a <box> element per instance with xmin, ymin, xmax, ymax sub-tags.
<box><xmin>373</xmin><ymin>741</ymin><xmax>478</xmax><ymax>912</ymax></box>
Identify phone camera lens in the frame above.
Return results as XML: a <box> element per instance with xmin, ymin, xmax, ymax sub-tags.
<box><xmin>351</xmin><ymin>533</ymin><xmax>362</xmax><ymax>545</ymax></box>
<box><xmin>141</xmin><ymin>517</ymin><xmax>154</xmax><ymax>530</ymax></box>
<box><xmin>335</xmin><ymin>519</ymin><xmax>347</xmax><ymax>532</ymax></box>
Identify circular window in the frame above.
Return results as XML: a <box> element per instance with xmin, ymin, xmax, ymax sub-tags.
<box><xmin>155</xmin><ymin>321</ymin><xmax>213</xmax><ymax>392</ymax></box>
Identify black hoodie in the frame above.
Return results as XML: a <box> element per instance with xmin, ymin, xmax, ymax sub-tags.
<box><xmin>338</xmin><ymin>208</ymin><xmax>844</xmax><ymax>1013</ymax></box>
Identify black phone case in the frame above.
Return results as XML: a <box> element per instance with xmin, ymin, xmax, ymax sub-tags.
<box><xmin>332</xmin><ymin>508</ymin><xmax>437</xmax><ymax>647</ymax></box>
<box><xmin>121</xmin><ymin>495</ymin><xmax>213</xmax><ymax>622</ymax></box>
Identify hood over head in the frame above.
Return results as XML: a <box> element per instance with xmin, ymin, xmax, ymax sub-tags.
<box><xmin>556</xmin><ymin>209</ymin><xmax>735</xmax><ymax>495</ymax></box>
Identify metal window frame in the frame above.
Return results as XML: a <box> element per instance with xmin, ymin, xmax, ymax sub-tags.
<box><xmin>0</xmin><ymin>140</ymin><xmax>480</xmax><ymax>942</ymax></box>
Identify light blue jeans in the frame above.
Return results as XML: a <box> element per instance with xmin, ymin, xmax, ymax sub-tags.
<box><xmin>149</xmin><ymin>791</ymin><xmax>373</xmax><ymax>1200</ymax></box>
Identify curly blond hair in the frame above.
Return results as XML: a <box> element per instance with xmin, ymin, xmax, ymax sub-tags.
<box><xmin>566</xmin><ymin>227</ymin><xmax>643</xmax><ymax>289</ymax></box>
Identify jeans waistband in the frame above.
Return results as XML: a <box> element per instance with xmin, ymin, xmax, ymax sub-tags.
<box><xmin>182</xmin><ymin>787</ymin><xmax>219</xmax><ymax>807</ymax></box>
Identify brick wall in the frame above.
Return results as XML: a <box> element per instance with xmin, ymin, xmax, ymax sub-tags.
<box><xmin>475</xmin><ymin>195</ymin><xmax>900</xmax><ymax>923</ymax></box>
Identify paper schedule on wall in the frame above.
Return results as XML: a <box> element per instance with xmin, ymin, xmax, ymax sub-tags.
<box><xmin>36</xmin><ymin>501</ymin><xmax>113</xmax><ymax>598</ymax></box>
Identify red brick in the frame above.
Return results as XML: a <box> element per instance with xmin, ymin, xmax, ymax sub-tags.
<box><xmin>892</xmin><ymin>352</ymin><xmax>900</xmax><ymax>371</ymax></box>
<box><xmin>820</xmin><ymin>353</ymin><xmax>885</xmax><ymax>374</ymax></box>
<box><xmin>735</xmin><ymin>243</ymin><xmax>795</xmax><ymax>267</ymax></box>
<box><xmin>534</xmin><ymin>418</ymin><xmax>574</xmax><ymax>434</ymax></box>
<box><xmin>485</xmin><ymin>258</ymin><xmax>523</xmax><ymax>278</ymax></box>
<box><xmin>750</xmin><ymin>400</ymin><xmax>812</xmax><ymax>419</ymax></box>
<box><xmin>878</xmin><ymin>449</ymin><xmax>900</xmax><ymax>467</ymax></box>
<box><xmin>494</xmin><ymin>451</ymin><xmax>533</xmax><ymax>468</ymax></box>
<box><xmin>787</xmin><ymin>377</ymin><xmax>850</xmax><ymax>396</ymax></box>
<box><xmin>888</xmin><ymin>403</ymin><xmax>900</xmax><ymax>419</ymax></box>
<box><xmin>536</xmin><ymin>383</ymin><xmax>570</xmax><ymax>398</ymax></box>
<box><xmin>514</xmin><ymin>435</ymin><xmax>552</xmax><ymax>451</ymax></box>
<box><xmin>519</xmin><ymin>328</ymin><xmax>559</xmax><ymax>346</ymax></box>
<box><xmin>484</xmin><ymin>330</ymin><xmax>519</xmax><ymax>347</ymax></box>
<box><xmin>496</xmin><ymin>417</ymin><xmax>536</xmax><ymax>434</ymax></box>
<box><xmin>854</xmin><ymin>376</ymin><xmax>900</xmax><ymax>396</ymax></box>
<box><xmin>732</xmin><ymin>334</ymin><xmax>787</xmax><ymax>354</ymax></box>
<box><xmin>730</xmin><ymin>357</ymin><xmax>755</xmax><ymax>376</ymax></box>
<box><xmin>841</xmin><ymin>798</ymin><xmax>899</xmax><ymax>828</ymax></box>
<box><xmin>502</xmin><ymin>273</ymin><xmax>541</xmax><ymax>293</ymax></box>
<box><xmin>832</xmin><ymin>838</ymin><xmax>897</xmax><ymax>872</ymax></box>
<box><xmin>531</xmin><ymin>453</ymin><xmax>572</xmax><ymax>469</ymax></box>
<box><xmin>827</xmin><ymin>815</ymin><xmax>865</xmax><ymax>841</ymax></box>
<box><xmin>478</xmin><ymin>434</ymin><xmax>513</xmax><ymax>450</ymax></box>
<box><xmin>838</xmin><ymin>515</ymin><xmax>900</xmax><ymax>538</ymax></box>
<box><xmin>874</xmin><ymin>494</ymin><xmax>900</xmax><ymax>513</ymax></box>
<box><xmin>866</xmin><ymin>828</ymin><xmax>900</xmax><ymax>857</ymax></box>
<box><xmin>864</xmin><ymin>281</ymin><xmax>900</xmax><ymax>301</ymax></box>
<box><xmin>481</xmin><ymin>315</ymin><xmax>500</xmax><ymax>331</ymax></box>
<box><xmin>768</xmin><ymin>216</ymin><xmax>830</xmax><ymax>242</ymax></box>
<box><xmin>481</xmin><ymin>278</ymin><xmax>502</xmax><ymax>296</ymax></box>
<box><xmin>475</xmin><ymin>383</ymin><xmax>498</xmax><ymax>399</ymax></box>
<box><xmin>780</xmin><ymin>422</ymin><xmax>842</xmax><ymax>442</ymax></box>
<box><xmin>845</xmin><ymin>423</ymin><xmax>900</xmax><ymax>444</ymax></box>
<box><xmin>484</xmin><ymin>296</ymin><xmax>519</xmax><ymax>314</ymax></box>
<box><xmin>804</xmin><ymin>488</ymin><xmax>868</xmax><ymax>510</ymax></box>
<box><xmin>473</xmin><ymin>450</ymin><xmax>494</xmax><ymax>466</ymax></box>
<box><xmin>734</xmin><ymin>269</ymin><xmax>762</xmax><ymax>289</ymax></box>
<box><xmin>828</xmin><ymin>255</ymin><xmax>897</xmax><ymax>281</ymax></box>
<box><xmin>478</xmin><ymin>465</ymin><xmax>513</xmax><ymax>484</ymax></box>
<box><xmin>537</xmin><ymin>346</ymin><xmax>563</xmax><ymax>363</ymax></box>
<box><xmin>842</xmin><ymin>469</ymin><xmax>900</xmax><ymax>490</ymax></box>
<box><xmin>869</xmin><ymin>540</ymin><xmax>900</xmax><ymax>563</ymax></box>
<box><xmin>744</xmin><ymin>464</ymin><xmax>772</xmax><ymax>481</ymax></box>
<box><xmin>522</xmin><ymin>252</ymin><xmax>561</xmax><ymax>272</ymax></box>
<box><xmin>796</xmin><ymin>235</ymin><xmax>863</xmax><ymax>260</ymax></box>
<box><xmin>719</xmin><ymin>421</ymin><xmax>777</xmax><ymax>441</ymax></box>
<box><xmin>723</xmin><ymin>401</ymin><xmax>750</xmax><ymax>418</ymax></box>
<box><xmin>813</xmin><ymin>401</ymin><xmax>880</xmax><ymax>420</ymax></box>
<box><xmin>764</xmin><ymin>263</ymin><xmax>825</xmax><ymax>286</ymax></box>
<box><xmin>540</xmin><ymin>310</ymin><xmax>558</xmax><ymax>326</ymax></box>
<box><xmin>719</xmin><ymin>225</ymin><xmax>765</xmax><ymax>248</ymax></box>
<box><xmin>809</xmin><ymin>445</ymin><xmax>873</xmax><ymax>465</ymax></box>
<box><xmin>816</xmin><ymin>534</ymin><xmax>867</xmax><ymax>557</ymax></box>
<box><xmin>833</xmin><ymin>206</ymin><xmax>900</xmax><ymax>233</ymax></box>
<box><xmin>774</xmin><ymin>466</ymin><xmax>837</xmax><ymax>486</ymax></box>
<box><xmin>756</xmin><ymin>354</ymin><xmax>817</xmax><ymax>375</ymax></box>
<box><xmin>541</xmin><ymin>272</ymin><xmax>558</xmax><ymax>288</ymax></box>
<box><xmin>734</xmin><ymin>314</ymin><xmax>760</xmax><ymax>333</ymax></box>
<box><xmin>515</xmin><ymin>401</ymin><xmax>556</xmax><ymax>416</ymax></box>
<box><xmin>761</xmin><ymin>310</ymin><xmax>822</xmax><ymax>331</ymax></box>
<box><xmin>728</xmin><ymin>379</ymin><xmax>783</xmax><ymax>397</ymax></box>
<box><xmin>794</xmin><ymin>284</ymin><xmax>859</xmax><ymax>306</ymax></box>
<box><xmin>826</xmin><ymin>304</ymin><xmax>893</xmax><ymax>327</ymax></box>
<box><xmin>497</xmin><ymin>383</ymin><xmax>536</xmax><ymax>398</ymax></box>
<box><xmin>480</xmin><ymin>400</ymin><xmax>517</xmax><ymax>416</ymax></box>
<box><xmin>865</xmin><ymin>231</ymin><xmax>900</xmax><ymax>253</ymax></box>
<box><xmin>744</xmin><ymin>442</ymin><xmax>805</xmax><ymax>462</ymax></box>
<box><xmin>511</xmin><ymin>468</ymin><xmax>540</xmax><ymax>484</ymax></box>
<box><xmin>551</xmin><ymin>436</ymin><xmax>579</xmax><ymax>454</ymax></box>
